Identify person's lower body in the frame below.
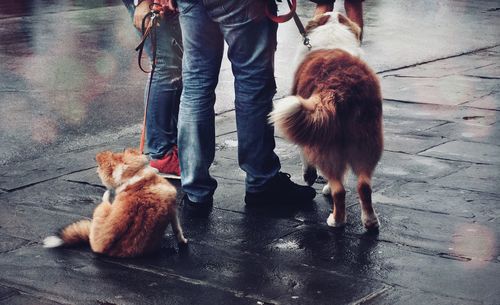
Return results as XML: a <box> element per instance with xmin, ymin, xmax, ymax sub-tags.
<box><xmin>177</xmin><ymin>0</ymin><xmax>315</xmax><ymax>216</ymax></box>
<box><xmin>123</xmin><ymin>1</ymin><xmax>183</xmax><ymax>177</ymax></box>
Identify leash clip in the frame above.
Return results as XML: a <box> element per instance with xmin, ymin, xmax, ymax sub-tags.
<box><xmin>303</xmin><ymin>36</ymin><xmax>312</xmax><ymax>50</ymax></box>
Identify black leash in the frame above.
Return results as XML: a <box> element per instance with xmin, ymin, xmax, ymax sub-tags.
<box><xmin>286</xmin><ymin>0</ymin><xmax>311</xmax><ymax>49</ymax></box>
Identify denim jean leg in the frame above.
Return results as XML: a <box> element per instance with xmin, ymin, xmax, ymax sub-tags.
<box><xmin>177</xmin><ymin>1</ymin><xmax>223</xmax><ymax>202</ymax></box>
<box><xmin>218</xmin><ymin>4</ymin><xmax>281</xmax><ymax>193</ymax></box>
<box><xmin>144</xmin><ymin>15</ymin><xmax>183</xmax><ymax>159</ymax></box>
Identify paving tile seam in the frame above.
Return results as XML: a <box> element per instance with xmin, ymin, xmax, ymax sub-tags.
<box><xmin>417</xmin><ymin>153</ymin><xmax>496</xmax><ymax>166</ymax></box>
<box><xmin>0</xmin><ymin>284</ymin><xmax>20</xmax><ymax>301</ymax></box>
<box><xmin>461</xmin><ymin>104</ymin><xmax>500</xmax><ymax>113</ymax></box>
<box><xmin>413</xmin><ymin>139</ymin><xmax>456</xmax><ymax>155</ymax></box>
<box><xmin>299</xmin><ymin>261</ymin><xmax>396</xmax><ymax>288</ymax></box>
<box><xmin>463</xmin><ymin>74</ymin><xmax>500</xmax><ymax>80</ymax></box>
<box><xmin>374</xmin><ymin>202</ymin><xmax>455</xmax><ymax>217</ymax></box>
<box><xmin>0</xmin><ymin>240</ymin><xmax>32</xmax><ymax>255</ymax></box>
<box><xmin>0</xmin><ymin>281</ymin><xmax>72</xmax><ymax>305</ymax></box>
<box><xmin>428</xmin><ymin>182</ymin><xmax>500</xmax><ymax>197</ymax></box>
<box><xmin>376</xmin><ymin>43</ymin><xmax>500</xmax><ymax>74</ymax></box>
<box><xmin>458</xmin><ymin>90</ymin><xmax>499</xmax><ymax>106</ymax></box>
<box><xmin>408</xmin><ymin>287</ymin><xmax>489</xmax><ymax>304</ymax></box>
<box><xmin>3</xmin><ymin>201</ymin><xmax>92</xmax><ymax>224</ymax></box>
<box><xmin>64</xmin><ymin>179</ymin><xmax>106</xmax><ymax>191</ymax></box>
<box><xmin>2</xmin><ymin>166</ymin><xmax>97</xmax><ymax>193</ymax></box>
<box><xmin>349</xmin><ymin>286</ymin><xmax>392</xmax><ymax>305</ymax></box>
<box><xmin>101</xmin><ymin>259</ymin><xmax>281</xmax><ymax>305</ymax></box>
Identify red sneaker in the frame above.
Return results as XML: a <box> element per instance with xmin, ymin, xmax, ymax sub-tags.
<box><xmin>150</xmin><ymin>146</ymin><xmax>181</xmax><ymax>179</ymax></box>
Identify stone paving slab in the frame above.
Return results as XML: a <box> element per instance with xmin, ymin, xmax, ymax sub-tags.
<box><xmin>376</xmin><ymin>151</ymin><xmax>468</xmax><ymax>182</ymax></box>
<box><xmin>383</xmin><ymin>134</ymin><xmax>448</xmax><ymax>154</ymax></box>
<box><xmin>345</xmin><ymin>203</ymin><xmax>500</xmax><ymax>259</ymax></box>
<box><xmin>0</xmin><ymin>136</ymin><xmax>136</xmax><ymax>191</ymax></box>
<box><xmin>421</xmin><ymin>121</ymin><xmax>500</xmax><ymax>145</ymax></box>
<box><xmin>433</xmin><ymin>164</ymin><xmax>500</xmax><ymax>195</ymax></box>
<box><xmin>0</xmin><ymin>293</ymin><xmax>65</xmax><ymax>305</ymax></box>
<box><xmin>0</xmin><ymin>234</ymin><xmax>30</xmax><ymax>254</ymax></box>
<box><xmin>363</xmin><ymin>287</ymin><xmax>482</xmax><ymax>305</ymax></box>
<box><xmin>264</xmin><ymin>226</ymin><xmax>500</xmax><ymax>304</ymax></box>
<box><xmin>0</xmin><ymin>284</ymin><xmax>18</xmax><ymax>301</ymax></box>
<box><xmin>0</xmin><ymin>246</ymin><xmax>263</xmax><ymax>305</ymax></box>
<box><xmin>383</xmin><ymin>99</ymin><xmax>499</xmax><ymax>127</ymax></box>
<box><xmin>373</xmin><ymin>181</ymin><xmax>500</xmax><ymax>222</ymax></box>
<box><xmin>100</xmin><ymin>242</ymin><xmax>388</xmax><ymax>305</ymax></box>
<box><xmin>419</xmin><ymin>140</ymin><xmax>500</xmax><ymax>164</ymax></box>
<box><xmin>464</xmin><ymin>90</ymin><xmax>500</xmax><ymax>110</ymax></box>
<box><xmin>381</xmin><ymin>75</ymin><xmax>498</xmax><ymax>106</ymax></box>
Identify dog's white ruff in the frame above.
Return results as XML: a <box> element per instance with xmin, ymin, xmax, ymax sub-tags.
<box><xmin>43</xmin><ymin>236</ymin><xmax>64</xmax><ymax>248</ymax></box>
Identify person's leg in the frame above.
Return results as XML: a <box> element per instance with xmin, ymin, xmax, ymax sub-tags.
<box><xmin>121</xmin><ymin>1</ymin><xmax>182</xmax><ymax>161</ymax></box>
<box><xmin>143</xmin><ymin>15</ymin><xmax>183</xmax><ymax>159</ymax></box>
<box><xmin>177</xmin><ymin>1</ymin><xmax>224</xmax><ymax>203</ymax></box>
<box><xmin>213</xmin><ymin>1</ymin><xmax>315</xmax><ymax>205</ymax></box>
<box><xmin>213</xmin><ymin>1</ymin><xmax>280</xmax><ymax>193</ymax></box>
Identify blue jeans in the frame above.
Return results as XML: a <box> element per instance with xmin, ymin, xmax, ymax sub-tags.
<box><xmin>177</xmin><ymin>0</ymin><xmax>281</xmax><ymax>202</ymax></box>
<box><xmin>123</xmin><ymin>1</ymin><xmax>183</xmax><ymax>159</ymax></box>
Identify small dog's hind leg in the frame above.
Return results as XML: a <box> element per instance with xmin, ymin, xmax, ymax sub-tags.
<box><xmin>357</xmin><ymin>174</ymin><xmax>379</xmax><ymax>230</ymax></box>
<box><xmin>326</xmin><ymin>179</ymin><xmax>346</xmax><ymax>227</ymax></box>
<box><xmin>171</xmin><ymin>209</ymin><xmax>188</xmax><ymax>245</ymax></box>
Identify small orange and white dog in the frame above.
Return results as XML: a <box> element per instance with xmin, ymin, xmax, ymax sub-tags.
<box><xmin>43</xmin><ymin>148</ymin><xmax>187</xmax><ymax>257</ymax></box>
<box><xmin>270</xmin><ymin>12</ymin><xmax>383</xmax><ymax>230</ymax></box>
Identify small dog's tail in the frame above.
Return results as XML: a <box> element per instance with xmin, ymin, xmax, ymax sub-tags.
<box><xmin>43</xmin><ymin>219</ymin><xmax>91</xmax><ymax>248</ymax></box>
<box><xmin>269</xmin><ymin>93</ymin><xmax>339</xmax><ymax>146</ymax></box>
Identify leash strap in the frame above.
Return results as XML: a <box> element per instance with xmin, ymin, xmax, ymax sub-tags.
<box><xmin>135</xmin><ymin>3</ymin><xmax>162</xmax><ymax>153</ymax></box>
<box><xmin>265</xmin><ymin>0</ymin><xmax>296</xmax><ymax>23</ymax></box>
<box><xmin>266</xmin><ymin>0</ymin><xmax>311</xmax><ymax>49</ymax></box>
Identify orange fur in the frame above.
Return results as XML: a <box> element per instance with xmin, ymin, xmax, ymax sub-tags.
<box><xmin>44</xmin><ymin>148</ymin><xmax>187</xmax><ymax>257</ymax></box>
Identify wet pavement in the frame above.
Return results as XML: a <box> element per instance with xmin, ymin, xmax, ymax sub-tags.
<box><xmin>1</xmin><ymin>0</ymin><xmax>500</xmax><ymax>304</ymax></box>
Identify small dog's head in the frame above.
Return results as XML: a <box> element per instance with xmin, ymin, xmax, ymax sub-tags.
<box><xmin>96</xmin><ymin>148</ymin><xmax>148</xmax><ymax>189</ymax></box>
<box><xmin>305</xmin><ymin>12</ymin><xmax>362</xmax><ymax>55</ymax></box>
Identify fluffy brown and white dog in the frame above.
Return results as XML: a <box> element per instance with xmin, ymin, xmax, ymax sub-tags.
<box><xmin>43</xmin><ymin>148</ymin><xmax>187</xmax><ymax>257</ymax></box>
<box><xmin>269</xmin><ymin>12</ymin><xmax>383</xmax><ymax>230</ymax></box>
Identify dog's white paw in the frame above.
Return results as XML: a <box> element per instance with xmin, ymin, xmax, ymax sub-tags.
<box><xmin>361</xmin><ymin>212</ymin><xmax>380</xmax><ymax>230</ymax></box>
<box><xmin>322</xmin><ymin>184</ymin><xmax>331</xmax><ymax>196</ymax></box>
<box><xmin>326</xmin><ymin>213</ymin><xmax>346</xmax><ymax>227</ymax></box>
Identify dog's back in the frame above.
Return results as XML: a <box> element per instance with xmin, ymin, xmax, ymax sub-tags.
<box><xmin>271</xmin><ymin>48</ymin><xmax>382</xmax><ymax>170</ymax></box>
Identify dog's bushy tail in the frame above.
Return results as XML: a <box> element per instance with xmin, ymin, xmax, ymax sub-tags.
<box><xmin>269</xmin><ymin>93</ymin><xmax>339</xmax><ymax>146</ymax></box>
<box><xmin>43</xmin><ymin>219</ymin><xmax>91</xmax><ymax>248</ymax></box>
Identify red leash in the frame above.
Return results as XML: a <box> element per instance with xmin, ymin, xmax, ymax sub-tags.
<box><xmin>135</xmin><ymin>3</ymin><xmax>164</xmax><ymax>154</ymax></box>
<box><xmin>266</xmin><ymin>0</ymin><xmax>311</xmax><ymax>49</ymax></box>
<box><xmin>265</xmin><ymin>0</ymin><xmax>297</xmax><ymax>23</ymax></box>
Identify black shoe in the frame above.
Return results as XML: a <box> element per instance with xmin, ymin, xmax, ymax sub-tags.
<box><xmin>182</xmin><ymin>195</ymin><xmax>213</xmax><ymax>218</ymax></box>
<box><xmin>244</xmin><ymin>172</ymin><xmax>316</xmax><ymax>207</ymax></box>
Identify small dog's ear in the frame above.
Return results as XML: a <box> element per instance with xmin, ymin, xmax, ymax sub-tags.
<box><xmin>305</xmin><ymin>14</ymin><xmax>331</xmax><ymax>32</ymax></box>
<box><xmin>96</xmin><ymin>151</ymin><xmax>113</xmax><ymax>166</ymax></box>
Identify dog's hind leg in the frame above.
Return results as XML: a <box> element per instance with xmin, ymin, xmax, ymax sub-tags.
<box><xmin>301</xmin><ymin>149</ymin><xmax>317</xmax><ymax>186</ymax></box>
<box><xmin>356</xmin><ymin>173</ymin><xmax>380</xmax><ymax>230</ymax></box>
<box><xmin>171</xmin><ymin>209</ymin><xmax>188</xmax><ymax>245</ymax></box>
<box><xmin>326</xmin><ymin>179</ymin><xmax>347</xmax><ymax>227</ymax></box>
